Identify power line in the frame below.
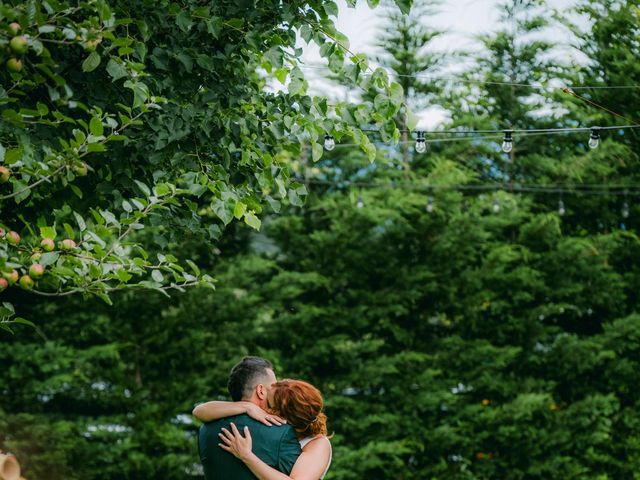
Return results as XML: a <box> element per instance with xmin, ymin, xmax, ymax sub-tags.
<box><xmin>299</xmin><ymin>64</ymin><xmax>640</xmax><ymax>91</ymax></box>
<box><xmin>299</xmin><ymin>178</ymin><xmax>640</xmax><ymax>196</ymax></box>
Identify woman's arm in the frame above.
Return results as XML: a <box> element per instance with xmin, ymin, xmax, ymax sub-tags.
<box><xmin>219</xmin><ymin>423</ymin><xmax>331</xmax><ymax>480</ymax></box>
<box><xmin>192</xmin><ymin>401</ymin><xmax>285</xmax><ymax>426</ymax></box>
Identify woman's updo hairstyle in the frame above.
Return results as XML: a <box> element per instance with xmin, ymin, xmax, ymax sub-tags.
<box><xmin>270</xmin><ymin>379</ymin><xmax>328</xmax><ymax>438</ymax></box>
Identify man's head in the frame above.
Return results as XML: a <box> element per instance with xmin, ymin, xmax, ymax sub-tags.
<box><xmin>227</xmin><ymin>356</ymin><xmax>277</xmax><ymax>408</ymax></box>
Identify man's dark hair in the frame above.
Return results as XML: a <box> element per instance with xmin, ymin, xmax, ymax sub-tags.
<box><xmin>227</xmin><ymin>356</ymin><xmax>274</xmax><ymax>401</ymax></box>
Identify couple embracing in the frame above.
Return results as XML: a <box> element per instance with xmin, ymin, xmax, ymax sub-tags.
<box><xmin>194</xmin><ymin>356</ymin><xmax>332</xmax><ymax>480</ymax></box>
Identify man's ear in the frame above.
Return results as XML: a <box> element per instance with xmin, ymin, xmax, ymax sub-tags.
<box><xmin>256</xmin><ymin>384</ymin><xmax>267</xmax><ymax>400</ymax></box>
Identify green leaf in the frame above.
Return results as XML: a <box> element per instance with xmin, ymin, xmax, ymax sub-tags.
<box><xmin>117</xmin><ymin>269</ymin><xmax>133</xmax><ymax>282</ymax></box>
<box><xmin>13</xmin><ymin>181</ymin><xmax>31</xmax><ymax>204</ymax></box>
<box><xmin>74</xmin><ymin>212</ymin><xmax>86</xmax><ymax>231</ymax></box>
<box><xmin>406</xmin><ymin>109</ymin><xmax>419</xmax><ymax>132</ymax></box>
<box><xmin>176</xmin><ymin>11</ymin><xmax>193</xmax><ymax>32</ymax></box>
<box><xmin>288</xmin><ymin>189</ymin><xmax>304</xmax><ymax>207</ymax></box>
<box><xmin>266</xmin><ymin>196</ymin><xmax>281</xmax><ymax>213</ymax></box>
<box><xmin>154</xmin><ymin>183</ymin><xmax>171</xmax><ymax>196</ymax></box>
<box><xmin>186</xmin><ymin>259</ymin><xmax>201</xmax><ymax>276</ymax></box>
<box><xmin>106</xmin><ymin>59</ymin><xmax>128</xmax><ymax>81</ymax></box>
<box><xmin>39</xmin><ymin>252</ymin><xmax>60</xmax><ymax>267</ymax></box>
<box><xmin>300</xmin><ymin>24</ymin><xmax>313</xmax><ymax>43</ymax></box>
<box><xmin>151</xmin><ymin>269</ymin><xmax>164</xmax><ymax>282</ymax></box>
<box><xmin>97</xmin><ymin>2</ymin><xmax>113</xmax><ymax>24</ymax></box>
<box><xmin>96</xmin><ymin>291</ymin><xmax>114</xmax><ymax>306</ymax></box>
<box><xmin>312</xmin><ymin>142</ymin><xmax>324</xmax><ymax>162</ymax></box>
<box><xmin>244</xmin><ymin>211</ymin><xmax>262</xmax><ymax>230</ymax></box>
<box><xmin>11</xmin><ymin>317</ymin><xmax>35</xmax><ymax>328</ymax></box>
<box><xmin>124</xmin><ymin>81</ymin><xmax>150</xmax><ymax>109</ymax></box>
<box><xmin>196</xmin><ymin>54</ymin><xmax>215</xmax><ymax>71</ymax></box>
<box><xmin>70</xmin><ymin>184</ymin><xmax>83</xmax><ymax>199</ymax></box>
<box><xmin>388</xmin><ymin>82</ymin><xmax>405</xmax><ymax>106</ymax></box>
<box><xmin>212</xmin><ymin>198</ymin><xmax>233</xmax><ymax>225</ymax></box>
<box><xmin>324</xmin><ymin>2</ymin><xmax>339</xmax><ymax>16</ymax></box>
<box><xmin>89</xmin><ymin>116</ymin><xmax>104</xmax><ymax>136</ymax></box>
<box><xmin>82</xmin><ymin>51</ymin><xmax>101</xmax><ymax>72</ymax></box>
<box><xmin>361</xmin><ymin>135</ymin><xmax>377</xmax><ymax>163</ymax></box>
<box><xmin>288</xmin><ymin>68</ymin><xmax>307</xmax><ymax>96</ymax></box>
<box><xmin>87</xmin><ymin>143</ymin><xmax>106</xmax><ymax>153</ymax></box>
<box><xmin>63</xmin><ymin>223</ymin><xmax>75</xmax><ymax>239</ymax></box>
<box><xmin>134</xmin><ymin>180</ymin><xmax>151</xmax><ymax>197</ymax></box>
<box><xmin>234</xmin><ymin>201</ymin><xmax>247</xmax><ymax>219</ymax></box>
<box><xmin>274</xmin><ymin>68</ymin><xmax>288</xmax><ymax>84</ymax></box>
<box><xmin>40</xmin><ymin>226</ymin><xmax>56</xmax><ymax>239</ymax></box>
<box><xmin>206</xmin><ymin>17</ymin><xmax>223</xmax><ymax>38</ymax></box>
<box><xmin>394</xmin><ymin>0</ymin><xmax>412</xmax><ymax>14</ymax></box>
<box><xmin>226</xmin><ymin>18</ymin><xmax>244</xmax><ymax>29</ymax></box>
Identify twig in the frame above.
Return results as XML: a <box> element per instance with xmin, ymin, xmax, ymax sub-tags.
<box><xmin>0</xmin><ymin>165</ymin><xmax>65</xmax><ymax>201</ymax></box>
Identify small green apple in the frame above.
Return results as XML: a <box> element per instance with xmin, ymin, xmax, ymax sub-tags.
<box><xmin>60</xmin><ymin>239</ymin><xmax>77</xmax><ymax>250</ymax></box>
<box><xmin>6</xmin><ymin>58</ymin><xmax>22</xmax><ymax>73</ymax></box>
<box><xmin>73</xmin><ymin>162</ymin><xmax>88</xmax><ymax>177</ymax></box>
<box><xmin>41</xmin><ymin>238</ymin><xmax>55</xmax><ymax>252</ymax></box>
<box><xmin>0</xmin><ymin>166</ymin><xmax>9</xmax><ymax>183</ymax></box>
<box><xmin>9</xmin><ymin>36</ymin><xmax>28</xmax><ymax>55</ymax></box>
<box><xmin>19</xmin><ymin>274</ymin><xmax>34</xmax><ymax>289</ymax></box>
<box><xmin>6</xmin><ymin>231</ymin><xmax>20</xmax><ymax>245</ymax></box>
<box><xmin>29</xmin><ymin>264</ymin><xmax>44</xmax><ymax>278</ymax></box>
<box><xmin>2</xmin><ymin>269</ymin><xmax>19</xmax><ymax>285</ymax></box>
<box><xmin>8</xmin><ymin>22</ymin><xmax>21</xmax><ymax>35</ymax></box>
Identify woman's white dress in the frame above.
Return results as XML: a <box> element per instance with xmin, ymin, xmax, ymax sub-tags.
<box><xmin>299</xmin><ymin>436</ymin><xmax>332</xmax><ymax>479</ymax></box>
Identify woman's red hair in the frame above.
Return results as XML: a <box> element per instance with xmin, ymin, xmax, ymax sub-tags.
<box><xmin>270</xmin><ymin>379</ymin><xmax>328</xmax><ymax>438</ymax></box>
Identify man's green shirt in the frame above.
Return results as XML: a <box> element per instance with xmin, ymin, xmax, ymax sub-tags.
<box><xmin>199</xmin><ymin>414</ymin><xmax>301</xmax><ymax>479</ymax></box>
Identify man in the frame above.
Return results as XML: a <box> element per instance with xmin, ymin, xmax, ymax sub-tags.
<box><xmin>197</xmin><ymin>356</ymin><xmax>301</xmax><ymax>479</ymax></box>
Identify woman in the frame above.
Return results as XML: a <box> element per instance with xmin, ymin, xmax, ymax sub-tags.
<box><xmin>193</xmin><ymin>379</ymin><xmax>332</xmax><ymax>480</ymax></box>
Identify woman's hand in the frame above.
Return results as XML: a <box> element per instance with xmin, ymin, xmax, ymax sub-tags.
<box><xmin>245</xmin><ymin>403</ymin><xmax>287</xmax><ymax>426</ymax></box>
<box><xmin>219</xmin><ymin>423</ymin><xmax>254</xmax><ymax>461</ymax></box>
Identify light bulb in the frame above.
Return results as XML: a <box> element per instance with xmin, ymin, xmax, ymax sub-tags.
<box><xmin>588</xmin><ymin>127</ymin><xmax>600</xmax><ymax>149</ymax></box>
<box><xmin>323</xmin><ymin>134</ymin><xmax>335</xmax><ymax>151</ymax></box>
<box><xmin>622</xmin><ymin>202</ymin><xmax>629</xmax><ymax>218</ymax></box>
<box><xmin>502</xmin><ymin>130</ymin><xmax>513</xmax><ymax>153</ymax></box>
<box><xmin>492</xmin><ymin>198</ymin><xmax>500</xmax><ymax>213</ymax></box>
<box><xmin>415</xmin><ymin>131</ymin><xmax>426</xmax><ymax>153</ymax></box>
<box><xmin>558</xmin><ymin>200</ymin><xmax>565</xmax><ymax>216</ymax></box>
<box><xmin>356</xmin><ymin>196</ymin><xmax>364</xmax><ymax>209</ymax></box>
<box><xmin>426</xmin><ymin>196</ymin><xmax>434</xmax><ymax>213</ymax></box>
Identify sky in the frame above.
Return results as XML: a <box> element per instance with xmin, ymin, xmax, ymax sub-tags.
<box><xmin>298</xmin><ymin>0</ymin><xmax>582</xmax><ymax>127</ymax></box>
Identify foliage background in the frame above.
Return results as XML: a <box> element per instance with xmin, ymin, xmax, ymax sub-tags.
<box><xmin>3</xmin><ymin>0</ymin><xmax>640</xmax><ymax>479</ymax></box>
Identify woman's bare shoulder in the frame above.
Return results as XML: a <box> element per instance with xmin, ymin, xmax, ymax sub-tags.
<box><xmin>302</xmin><ymin>435</ymin><xmax>332</xmax><ymax>452</ymax></box>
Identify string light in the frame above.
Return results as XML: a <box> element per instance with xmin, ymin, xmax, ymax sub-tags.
<box><xmin>502</xmin><ymin>130</ymin><xmax>513</xmax><ymax>153</ymax></box>
<box><xmin>426</xmin><ymin>195</ymin><xmax>434</xmax><ymax>213</ymax></box>
<box><xmin>359</xmin><ymin>124</ymin><xmax>638</xmax><ymax>136</ymax></box>
<box><xmin>324</xmin><ymin>134</ymin><xmax>335</xmax><ymax>151</ymax></box>
<box><xmin>558</xmin><ymin>199</ymin><xmax>566</xmax><ymax>216</ymax></box>
<box><xmin>622</xmin><ymin>201</ymin><xmax>630</xmax><ymax>218</ymax></box>
<box><xmin>588</xmin><ymin>127</ymin><xmax>600</xmax><ymax>149</ymax></box>
<box><xmin>415</xmin><ymin>131</ymin><xmax>426</xmax><ymax>153</ymax></box>
<box><xmin>356</xmin><ymin>195</ymin><xmax>364</xmax><ymax>208</ymax></box>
